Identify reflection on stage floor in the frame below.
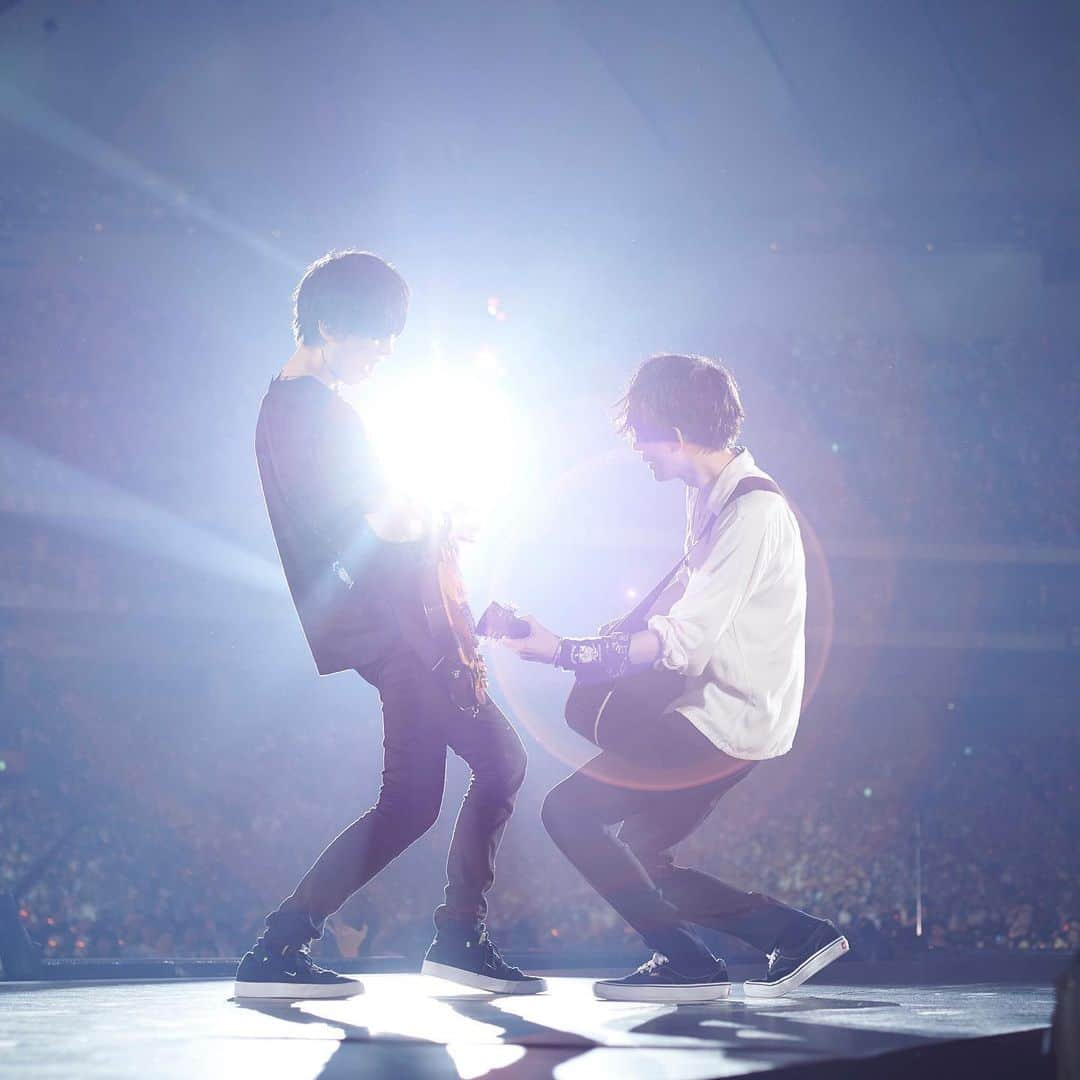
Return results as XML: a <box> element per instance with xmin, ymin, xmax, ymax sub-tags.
<box><xmin>0</xmin><ymin>972</ymin><xmax>1056</xmax><ymax>1078</ymax></box>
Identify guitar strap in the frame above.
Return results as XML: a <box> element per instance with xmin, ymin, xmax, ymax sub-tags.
<box><xmin>617</xmin><ymin>474</ymin><xmax>783</xmax><ymax>631</ymax></box>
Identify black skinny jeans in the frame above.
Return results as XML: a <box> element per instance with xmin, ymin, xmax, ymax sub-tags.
<box><xmin>542</xmin><ymin>710</ymin><xmax>817</xmax><ymax>970</ymax></box>
<box><xmin>264</xmin><ymin>651</ymin><xmax>527</xmax><ymax>947</ymax></box>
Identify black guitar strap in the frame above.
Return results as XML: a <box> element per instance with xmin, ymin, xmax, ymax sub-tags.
<box><xmin>617</xmin><ymin>474</ymin><xmax>783</xmax><ymax>631</ymax></box>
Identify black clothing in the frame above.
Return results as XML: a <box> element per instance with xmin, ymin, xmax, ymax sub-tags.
<box><xmin>542</xmin><ymin>704</ymin><xmax>818</xmax><ymax>968</ymax></box>
<box><xmin>422</xmin><ymin>925</ymin><xmax>547</xmax><ymax>994</ymax></box>
<box><xmin>593</xmin><ymin>953</ymin><xmax>731</xmax><ymax>1003</ymax></box>
<box><xmin>752</xmin><ymin>920</ymin><xmax>845</xmax><ymax>985</ymax></box>
<box><xmin>255</xmin><ymin>375</ymin><xmax>423</xmax><ymax>675</ymax></box>
<box><xmin>743</xmin><ymin>920</ymin><xmax>848</xmax><ymax>997</ymax></box>
<box><xmin>264</xmin><ymin>650</ymin><xmax>527</xmax><ymax>946</ymax></box>
<box><xmin>253</xmin><ymin>375</ymin><xmax>528</xmax><ymax>950</ymax></box>
<box><xmin>234</xmin><ymin>940</ymin><xmax>363</xmax><ymax>1000</ymax></box>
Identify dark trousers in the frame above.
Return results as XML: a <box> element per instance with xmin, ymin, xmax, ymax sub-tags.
<box><xmin>264</xmin><ymin>651</ymin><xmax>527</xmax><ymax>947</ymax></box>
<box><xmin>542</xmin><ymin>711</ymin><xmax>818</xmax><ymax>970</ymax></box>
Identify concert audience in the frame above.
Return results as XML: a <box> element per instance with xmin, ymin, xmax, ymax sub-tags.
<box><xmin>2</xmin><ymin>295</ymin><xmax>1078</xmax><ymax>963</ymax></box>
<box><xmin>3</xmin><ymin>669</ymin><xmax>1076</xmax><ymax>962</ymax></box>
<box><xmin>2</xmin><ymin>327</ymin><xmax>1078</xmax><ymax>548</ymax></box>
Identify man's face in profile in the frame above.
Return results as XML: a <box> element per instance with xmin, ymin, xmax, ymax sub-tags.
<box><xmin>325</xmin><ymin>332</ymin><xmax>397</xmax><ymax>384</ymax></box>
<box><xmin>632</xmin><ymin>433</ymin><xmax>687</xmax><ymax>483</ymax></box>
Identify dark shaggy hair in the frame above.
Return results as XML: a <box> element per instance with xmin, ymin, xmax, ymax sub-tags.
<box><xmin>615</xmin><ymin>353</ymin><xmax>745</xmax><ymax>449</ymax></box>
<box><xmin>292</xmin><ymin>250</ymin><xmax>409</xmax><ymax>346</ymax></box>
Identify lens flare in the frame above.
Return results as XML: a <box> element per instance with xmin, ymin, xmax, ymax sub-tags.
<box><xmin>354</xmin><ymin>363</ymin><xmax>525</xmax><ymax>517</ymax></box>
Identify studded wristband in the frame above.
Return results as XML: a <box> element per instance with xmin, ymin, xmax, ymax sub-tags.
<box><xmin>554</xmin><ymin>633</ymin><xmax>632</xmax><ymax>679</ymax></box>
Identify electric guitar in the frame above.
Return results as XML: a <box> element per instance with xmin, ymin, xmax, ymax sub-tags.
<box><xmin>476</xmin><ymin>598</ymin><xmax>680</xmax><ymax>746</ymax></box>
<box><xmin>420</xmin><ymin>524</ymin><xmax>489</xmax><ymax>713</ymax></box>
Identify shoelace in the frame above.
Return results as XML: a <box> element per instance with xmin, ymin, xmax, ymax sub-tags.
<box><xmin>477</xmin><ymin>930</ymin><xmax>522</xmax><ymax>976</ymax></box>
<box><xmin>282</xmin><ymin>944</ymin><xmax>328</xmax><ymax>977</ymax></box>
<box><xmin>765</xmin><ymin>948</ymin><xmax>780</xmax><ymax>973</ymax></box>
<box><xmin>636</xmin><ymin>953</ymin><xmax>669</xmax><ymax>976</ymax></box>
<box><xmin>481</xmin><ymin>928</ymin><xmax>531</xmax><ymax>980</ymax></box>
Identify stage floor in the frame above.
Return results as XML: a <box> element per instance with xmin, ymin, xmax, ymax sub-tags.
<box><xmin>0</xmin><ymin>972</ymin><xmax>1055</xmax><ymax>1078</ymax></box>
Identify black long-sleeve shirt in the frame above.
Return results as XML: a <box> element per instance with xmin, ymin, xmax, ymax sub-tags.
<box><xmin>255</xmin><ymin>375</ymin><xmax>425</xmax><ymax>675</ymax></box>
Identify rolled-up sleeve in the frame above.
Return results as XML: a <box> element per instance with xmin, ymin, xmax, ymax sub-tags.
<box><xmin>648</xmin><ymin>500</ymin><xmax>775</xmax><ymax>677</ymax></box>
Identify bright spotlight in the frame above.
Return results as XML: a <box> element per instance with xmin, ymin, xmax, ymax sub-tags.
<box><xmin>354</xmin><ymin>363</ymin><xmax>525</xmax><ymax>518</ymax></box>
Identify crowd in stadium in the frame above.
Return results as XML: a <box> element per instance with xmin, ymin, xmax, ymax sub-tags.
<box><xmin>729</xmin><ymin>327</ymin><xmax>1080</xmax><ymax>544</ymax></box>
<box><xmin>2</xmin><ymin>664</ymin><xmax>1076</xmax><ymax>964</ymax></box>
<box><xmin>2</xmin><ymin>320</ymin><xmax>1078</xmax><ymax>968</ymax></box>
<box><xmin>2</xmin><ymin>322</ymin><xmax>1079</xmax><ymax>551</ymax></box>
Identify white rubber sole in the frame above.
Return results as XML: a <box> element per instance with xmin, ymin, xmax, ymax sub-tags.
<box><xmin>743</xmin><ymin>935</ymin><xmax>850</xmax><ymax>999</ymax></box>
<box><xmin>594</xmin><ymin>980</ymin><xmax>732</xmax><ymax>1004</ymax></box>
<box><xmin>233</xmin><ymin>978</ymin><xmax>365</xmax><ymax>1000</ymax></box>
<box><xmin>421</xmin><ymin>960</ymin><xmax>547</xmax><ymax>994</ymax></box>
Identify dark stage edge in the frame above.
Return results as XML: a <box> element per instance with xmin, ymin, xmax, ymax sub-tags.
<box><xmin>0</xmin><ymin>970</ymin><xmax>1059</xmax><ymax>1079</ymax></box>
<box><xmin>6</xmin><ymin>945</ymin><xmax>1067</xmax><ymax>984</ymax></box>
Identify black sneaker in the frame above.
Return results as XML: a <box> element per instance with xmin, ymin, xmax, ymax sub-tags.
<box><xmin>594</xmin><ymin>953</ymin><xmax>731</xmax><ymax>1003</ymax></box>
<box><xmin>744</xmin><ymin>920</ymin><xmax>849</xmax><ymax>998</ymax></box>
<box><xmin>421</xmin><ymin>926</ymin><xmax>546</xmax><ymax>994</ymax></box>
<box><xmin>233</xmin><ymin>940</ymin><xmax>364</xmax><ymax>1000</ymax></box>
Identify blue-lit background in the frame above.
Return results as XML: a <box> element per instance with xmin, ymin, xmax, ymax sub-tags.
<box><xmin>1</xmin><ymin>1</ymin><xmax>1077</xmax><ymax>962</ymax></box>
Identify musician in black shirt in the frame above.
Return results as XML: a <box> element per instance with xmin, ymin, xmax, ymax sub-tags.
<box><xmin>235</xmin><ymin>250</ymin><xmax>544</xmax><ymax>999</ymax></box>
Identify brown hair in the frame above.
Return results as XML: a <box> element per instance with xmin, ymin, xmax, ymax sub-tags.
<box><xmin>616</xmin><ymin>353</ymin><xmax>745</xmax><ymax>449</ymax></box>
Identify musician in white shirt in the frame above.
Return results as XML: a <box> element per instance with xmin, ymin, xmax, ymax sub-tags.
<box><xmin>503</xmin><ymin>353</ymin><xmax>848</xmax><ymax>1003</ymax></box>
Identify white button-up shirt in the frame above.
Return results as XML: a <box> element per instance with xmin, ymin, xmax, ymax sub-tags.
<box><xmin>647</xmin><ymin>448</ymin><xmax>807</xmax><ymax>760</ymax></box>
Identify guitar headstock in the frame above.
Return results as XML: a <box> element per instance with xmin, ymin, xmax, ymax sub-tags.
<box><xmin>476</xmin><ymin>601</ymin><xmax>531</xmax><ymax>640</ymax></box>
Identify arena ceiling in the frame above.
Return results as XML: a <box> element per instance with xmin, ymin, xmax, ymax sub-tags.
<box><xmin>1</xmin><ymin>0</ymin><xmax>1077</xmax><ymax>250</ymax></box>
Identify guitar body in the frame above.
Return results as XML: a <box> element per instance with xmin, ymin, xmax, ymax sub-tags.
<box><xmin>566</xmin><ymin>667</ymin><xmax>686</xmax><ymax>749</ymax></box>
<box><xmin>564</xmin><ymin>677</ymin><xmax>615</xmax><ymax>743</ymax></box>
<box><xmin>419</xmin><ymin>526</ymin><xmax>487</xmax><ymax>713</ymax></box>
<box><xmin>475</xmin><ymin>595</ymin><xmax>689</xmax><ymax>745</ymax></box>
<box><xmin>563</xmin><ymin>607</ymin><xmax>686</xmax><ymax>749</ymax></box>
